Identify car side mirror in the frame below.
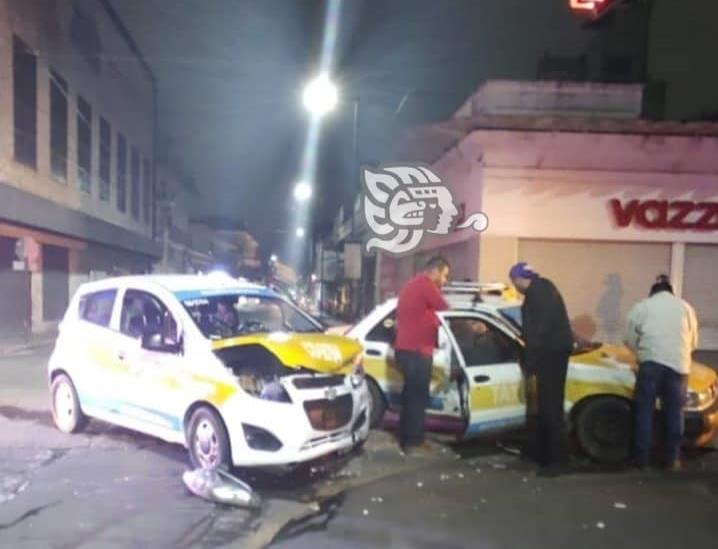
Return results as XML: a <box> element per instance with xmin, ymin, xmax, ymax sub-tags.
<box><xmin>142</xmin><ymin>330</ymin><xmax>181</xmax><ymax>354</ymax></box>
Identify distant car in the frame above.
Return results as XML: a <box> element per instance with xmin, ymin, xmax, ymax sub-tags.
<box><xmin>347</xmin><ymin>286</ymin><xmax>718</xmax><ymax>464</ymax></box>
<box><xmin>48</xmin><ymin>274</ymin><xmax>370</xmax><ymax>470</ymax></box>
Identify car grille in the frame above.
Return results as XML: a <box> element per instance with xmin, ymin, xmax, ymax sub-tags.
<box><xmin>293</xmin><ymin>375</ymin><xmax>345</xmax><ymax>390</ymax></box>
<box><xmin>304</xmin><ymin>394</ymin><xmax>353</xmax><ymax>431</ymax></box>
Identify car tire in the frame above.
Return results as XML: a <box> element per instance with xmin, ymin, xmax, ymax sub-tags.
<box><xmin>575</xmin><ymin>396</ymin><xmax>633</xmax><ymax>464</ymax></box>
<box><xmin>50</xmin><ymin>373</ymin><xmax>87</xmax><ymax>434</ymax></box>
<box><xmin>187</xmin><ymin>407</ymin><xmax>232</xmax><ymax>470</ymax></box>
<box><xmin>367</xmin><ymin>378</ymin><xmax>386</xmax><ymax>429</ymax></box>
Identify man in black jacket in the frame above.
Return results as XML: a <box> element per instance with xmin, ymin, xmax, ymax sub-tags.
<box><xmin>509</xmin><ymin>262</ymin><xmax>574</xmax><ymax>476</ymax></box>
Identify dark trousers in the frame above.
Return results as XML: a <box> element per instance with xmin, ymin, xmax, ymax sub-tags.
<box><xmin>634</xmin><ymin>361</ymin><xmax>687</xmax><ymax>465</ymax></box>
<box><xmin>396</xmin><ymin>350</ymin><xmax>432</xmax><ymax>448</ymax></box>
<box><xmin>534</xmin><ymin>351</ymin><xmax>570</xmax><ymax>467</ymax></box>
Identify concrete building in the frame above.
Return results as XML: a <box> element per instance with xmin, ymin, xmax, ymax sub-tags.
<box><xmin>188</xmin><ymin>217</ymin><xmax>260</xmax><ymax>278</ymax></box>
<box><xmin>378</xmin><ymin>80</ymin><xmax>718</xmax><ymax>349</ymax></box>
<box><xmin>154</xmin><ymin>163</ymin><xmax>210</xmax><ymax>274</ymax></box>
<box><xmin>0</xmin><ymin>0</ymin><xmax>160</xmax><ymax>337</ymax></box>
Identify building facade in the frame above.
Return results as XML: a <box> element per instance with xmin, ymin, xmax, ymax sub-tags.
<box><xmin>0</xmin><ymin>0</ymin><xmax>160</xmax><ymax>337</ymax></box>
<box><xmin>378</xmin><ymin>81</ymin><xmax>718</xmax><ymax>350</ymax></box>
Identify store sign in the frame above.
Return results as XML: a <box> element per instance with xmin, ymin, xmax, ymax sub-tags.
<box><xmin>609</xmin><ymin>199</ymin><xmax>718</xmax><ymax>231</ymax></box>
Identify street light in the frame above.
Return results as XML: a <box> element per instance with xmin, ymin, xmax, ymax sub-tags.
<box><xmin>293</xmin><ymin>180</ymin><xmax>313</xmax><ymax>202</ymax></box>
<box><xmin>296</xmin><ymin>227</ymin><xmax>306</xmax><ymax>238</ymax></box>
<box><xmin>302</xmin><ymin>74</ymin><xmax>338</xmax><ymax>116</ymax></box>
<box><xmin>270</xmin><ymin>254</ymin><xmax>278</xmax><ymax>263</ymax></box>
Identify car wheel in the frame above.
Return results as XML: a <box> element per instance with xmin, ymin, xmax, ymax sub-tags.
<box><xmin>187</xmin><ymin>407</ymin><xmax>232</xmax><ymax>470</ymax></box>
<box><xmin>367</xmin><ymin>378</ymin><xmax>386</xmax><ymax>428</ymax></box>
<box><xmin>575</xmin><ymin>396</ymin><xmax>632</xmax><ymax>464</ymax></box>
<box><xmin>50</xmin><ymin>373</ymin><xmax>87</xmax><ymax>434</ymax></box>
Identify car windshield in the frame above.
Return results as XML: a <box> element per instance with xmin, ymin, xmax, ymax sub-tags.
<box><xmin>181</xmin><ymin>293</ymin><xmax>322</xmax><ymax>339</ymax></box>
<box><xmin>498</xmin><ymin>305</ymin><xmax>602</xmax><ymax>353</ymax></box>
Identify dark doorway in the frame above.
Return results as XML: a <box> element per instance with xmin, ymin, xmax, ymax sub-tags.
<box><xmin>43</xmin><ymin>244</ymin><xmax>69</xmax><ymax>321</ymax></box>
<box><xmin>0</xmin><ymin>236</ymin><xmax>30</xmax><ymax>338</ymax></box>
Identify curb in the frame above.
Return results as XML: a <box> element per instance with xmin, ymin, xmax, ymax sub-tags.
<box><xmin>0</xmin><ymin>337</ymin><xmax>56</xmax><ymax>358</ymax></box>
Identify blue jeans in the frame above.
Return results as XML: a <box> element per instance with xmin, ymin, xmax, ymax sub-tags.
<box><xmin>396</xmin><ymin>350</ymin><xmax>432</xmax><ymax>448</ymax></box>
<box><xmin>634</xmin><ymin>361</ymin><xmax>688</xmax><ymax>465</ymax></box>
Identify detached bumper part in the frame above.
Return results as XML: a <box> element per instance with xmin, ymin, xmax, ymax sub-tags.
<box><xmin>684</xmin><ymin>398</ymin><xmax>718</xmax><ymax>447</ymax></box>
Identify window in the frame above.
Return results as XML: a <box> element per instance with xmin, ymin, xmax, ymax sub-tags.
<box><xmin>78</xmin><ymin>289</ymin><xmax>117</xmax><ymax>328</ymax></box>
<box><xmin>99</xmin><ymin>117</ymin><xmax>111</xmax><ymax>201</ymax></box>
<box><xmin>366</xmin><ymin>311</ymin><xmax>396</xmax><ymax>343</ymax></box>
<box><xmin>142</xmin><ymin>159</ymin><xmax>152</xmax><ymax>224</ymax></box>
<box><xmin>120</xmin><ymin>290</ymin><xmax>178</xmax><ymax>345</ymax></box>
<box><xmin>116</xmin><ymin>133</ymin><xmax>127</xmax><ymax>212</ymax></box>
<box><xmin>13</xmin><ymin>36</ymin><xmax>37</xmax><ymax>168</ymax></box>
<box><xmin>449</xmin><ymin>317</ymin><xmax>519</xmax><ymax>366</ymax></box>
<box><xmin>77</xmin><ymin>96</ymin><xmax>92</xmax><ymax>193</ymax></box>
<box><xmin>130</xmin><ymin>147</ymin><xmax>140</xmax><ymax>220</ymax></box>
<box><xmin>50</xmin><ymin>71</ymin><xmax>68</xmax><ymax>180</ymax></box>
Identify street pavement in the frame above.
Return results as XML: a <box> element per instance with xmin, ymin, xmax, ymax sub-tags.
<box><xmin>0</xmin><ymin>345</ymin><xmax>716</xmax><ymax>548</ymax></box>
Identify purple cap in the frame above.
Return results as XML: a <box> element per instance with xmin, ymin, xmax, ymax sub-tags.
<box><xmin>509</xmin><ymin>262</ymin><xmax>539</xmax><ymax>280</ymax></box>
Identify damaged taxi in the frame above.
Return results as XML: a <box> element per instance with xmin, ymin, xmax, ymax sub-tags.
<box><xmin>348</xmin><ymin>283</ymin><xmax>718</xmax><ymax>463</ymax></box>
<box><xmin>48</xmin><ymin>274</ymin><xmax>370</xmax><ymax>470</ymax></box>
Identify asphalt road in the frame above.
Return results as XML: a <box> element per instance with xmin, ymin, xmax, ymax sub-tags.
<box><xmin>0</xmin><ymin>346</ymin><xmax>716</xmax><ymax>548</ymax></box>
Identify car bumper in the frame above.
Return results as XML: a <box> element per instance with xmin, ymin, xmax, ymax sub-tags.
<box><xmin>223</xmin><ymin>382</ymin><xmax>371</xmax><ymax>467</ymax></box>
<box><xmin>685</xmin><ymin>398</ymin><xmax>718</xmax><ymax>446</ymax></box>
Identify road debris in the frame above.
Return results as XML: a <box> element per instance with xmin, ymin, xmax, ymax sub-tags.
<box><xmin>182</xmin><ymin>467</ymin><xmax>261</xmax><ymax>509</ymax></box>
<box><xmin>416</xmin><ymin>481</ymin><xmax>424</xmax><ymax>488</ymax></box>
<box><xmin>596</xmin><ymin>522</ymin><xmax>606</xmax><ymax>529</ymax></box>
<box><xmin>614</xmin><ymin>502</ymin><xmax>627</xmax><ymax>509</ymax></box>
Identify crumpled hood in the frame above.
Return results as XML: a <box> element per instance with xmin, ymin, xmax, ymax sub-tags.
<box><xmin>573</xmin><ymin>343</ymin><xmax>717</xmax><ymax>392</ymax></box>
<box><xmin>211</xmin><ymin>332</ymin><xmax>362</xmax><ymax>373</ymax></box>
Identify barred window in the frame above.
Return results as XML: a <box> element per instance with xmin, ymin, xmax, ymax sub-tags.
<box><xmin>13</xmin><ymin>36</ymin><xmax>37</xmax><ymax>168</ymax></box>
<box><xmin>99</xmin><ymin>117</ymin><xmax>111</xmax><ymax>201</ymax></box>
<box><xmin>77</xmin><ymin>96</ymin><xmax>92</xmax><ymax>193</ymax></box>
<box><xmin>50</xmin><ymin>71</ymin><xmax>68</xmax><ymax>180</ymax></box>
<box><xmin>116</xmin><ymin>133</ymin><xmax>127</xmax><ymax>212</ymax></box>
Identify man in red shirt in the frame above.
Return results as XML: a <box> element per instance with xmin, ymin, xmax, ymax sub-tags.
<box><xmin>395</xmin><ymin>256</ymin><xmax>450</xmax><ymax>456</ymax></box>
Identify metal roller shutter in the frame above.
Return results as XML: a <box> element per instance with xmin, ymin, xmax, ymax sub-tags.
<box><xmin>518</xmin><ymin>240</ymin><xmax>672</xmax><ymax>344</ymax></box>
<box><xmin>683</xmin><ymin>245</ymin><xmax>718</xmax><ymax>350</ymax></box>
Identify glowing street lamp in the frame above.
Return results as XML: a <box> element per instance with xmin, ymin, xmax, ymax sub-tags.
<box><xmin>293</xmin><ymin>180</ymin><xmax>313</xmax><ymax>202</ymax></box>
<box><xmin>302</xmin><ymin>74</ymin><xmax>338</xmax><ymax>117</ymax></box>
<box><xmin>295</xmin><ymin>227</ymin><xmax>306</xmax><ymax>238</ymax></box>
<box><xmin>270</xmin><ymin>254</ymin><xmax>278</xmax><ymax>263</ymax></box>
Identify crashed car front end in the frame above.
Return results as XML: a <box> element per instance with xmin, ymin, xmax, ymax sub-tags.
<box><xmin>213</xmin><ymin>335</ymin><xmax>371</xmax><ymax>467</ymax></box>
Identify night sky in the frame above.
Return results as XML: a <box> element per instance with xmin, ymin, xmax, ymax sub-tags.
<box><xmin>108</xmin><ymin>0</ymin><xmax>603</xmax><ymax>261</ymax></box>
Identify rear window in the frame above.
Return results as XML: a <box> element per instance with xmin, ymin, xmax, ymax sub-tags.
<box><xmin>78</xmin><ymin>289</ymin><xmax>117</xmax><ymax>327</ymax></box>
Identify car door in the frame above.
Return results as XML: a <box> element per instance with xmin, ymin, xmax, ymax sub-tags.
<box><xmin>362</xmin><ymin>309</ymin><xmax>465</xmax><ymax>431</ymax></box>
<box><xmin>443</xmin><ymin>312</ymin><xmax>527</xmax><ymax>437</ymax></box>
<box><xmin>117</xmin><ymin>289</ymin><xmax>185</xmax><ymax>438</ymax></box>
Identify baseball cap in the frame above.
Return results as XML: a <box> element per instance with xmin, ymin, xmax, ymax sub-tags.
<box><xmin>509</xmin><ymin>262</ymin><xmax>539</xmax><ymax>280</ymax></box>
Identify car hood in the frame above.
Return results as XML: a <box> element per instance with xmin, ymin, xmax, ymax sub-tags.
<box><xmin>211</xmin><ymin>332</ymin><xmax>362</xmax><ymax>374</ymax></box>
<box><xmin>573</xmin><ymin>343</ymin><xmax>717</xmax><ymax>393</ymax></box>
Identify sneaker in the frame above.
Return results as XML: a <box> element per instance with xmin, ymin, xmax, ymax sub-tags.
<box><xmin>496</xmin><ymin>441</ymin><xmax>522</xmax><ymax>456</ymax></box>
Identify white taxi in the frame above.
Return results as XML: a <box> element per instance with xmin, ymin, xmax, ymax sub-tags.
<box><xmin>48</xmin><ymin>275</ymin><xmax>370</xmax><ymax>469</ymax></box>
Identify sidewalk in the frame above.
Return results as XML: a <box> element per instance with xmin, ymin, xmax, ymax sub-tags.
<box><xmin>0</xmin><ymin>330</ymin><xmax>57</xmax><ymax>358</ymax></box>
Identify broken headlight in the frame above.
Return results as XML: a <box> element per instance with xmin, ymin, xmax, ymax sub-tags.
<box><xmin>685</xmin><ymin>382</ymin><xmax>717</xmax><ymax>411</ymax></box>
<box><xmin>237</xmin><ymin>375</ymin><xmax>292</xmax><ymax>403</ymax></box>
<box><xmin>350</xmin><ymin>353</ymin><xmax>365</xmax><ymax>389</ymax></box>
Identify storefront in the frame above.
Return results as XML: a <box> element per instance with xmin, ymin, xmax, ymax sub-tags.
<box><xmin>380</xmin><ymin>117</ymin><xmax>718</xmax><ymax>349</ymax></box>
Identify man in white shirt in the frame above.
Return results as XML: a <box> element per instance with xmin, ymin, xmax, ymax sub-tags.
<box><xmin>624</xmin><ymin>276</ymin><xmax>699</xmax><ymax>470</ymax></box>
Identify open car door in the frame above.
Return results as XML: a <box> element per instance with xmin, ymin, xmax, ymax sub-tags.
<box><xmin>442</xmin><ymin>312</ymin><xmax>528</xmax><ymax>438</ymax></box>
